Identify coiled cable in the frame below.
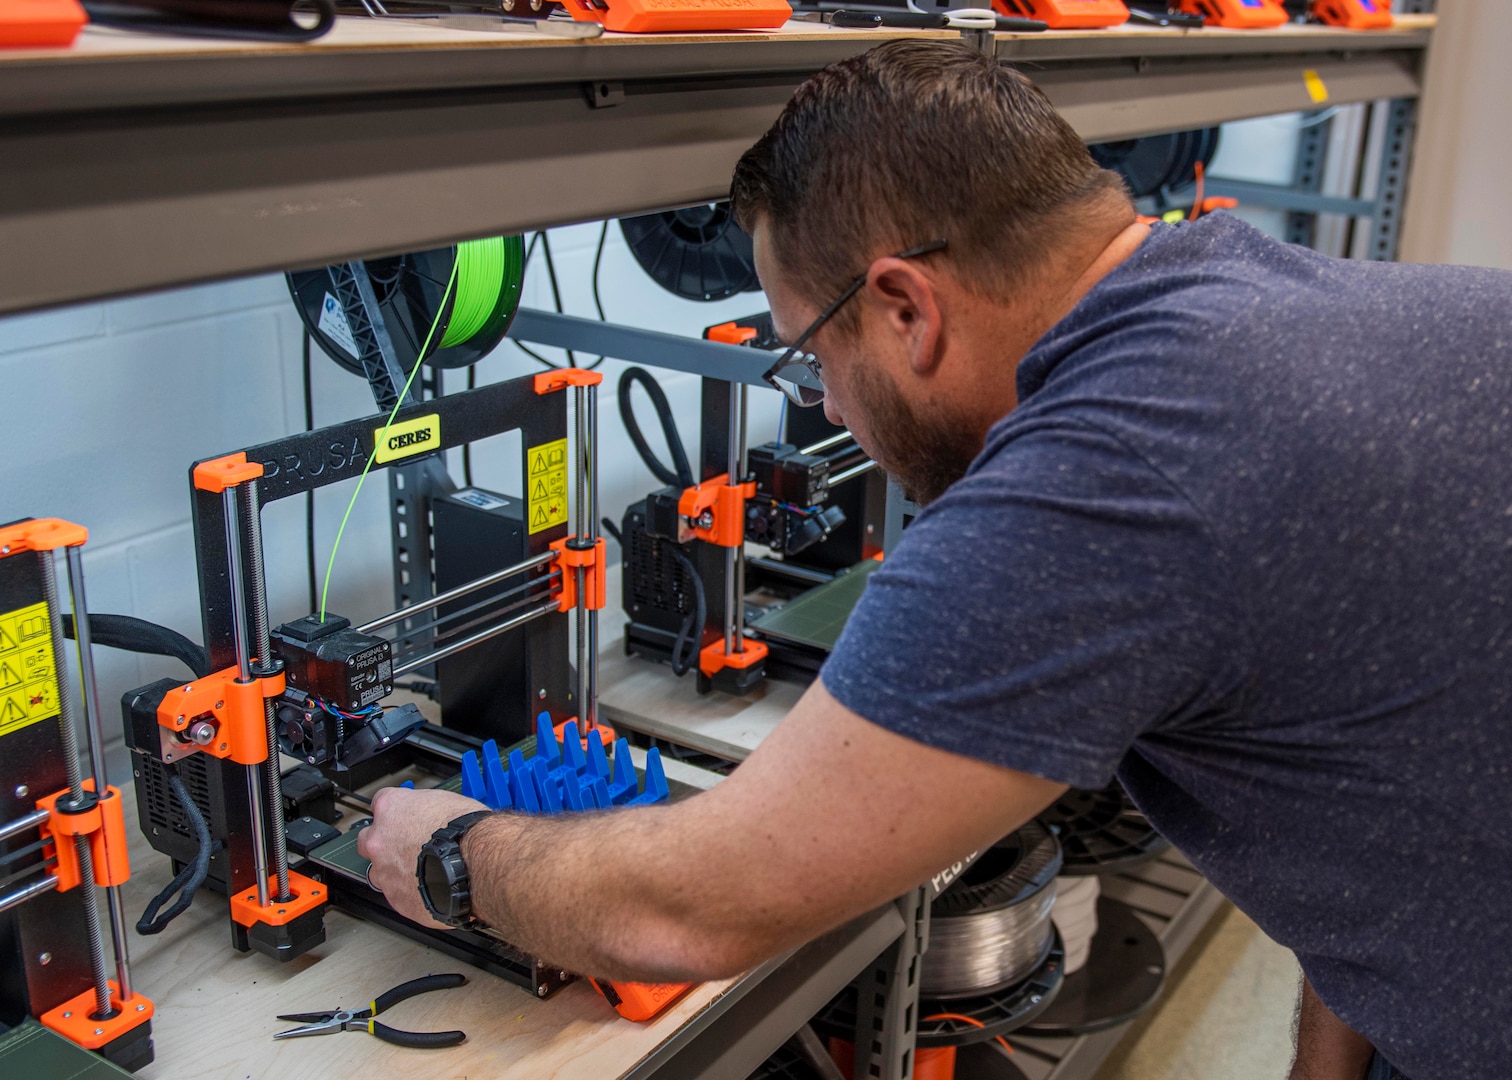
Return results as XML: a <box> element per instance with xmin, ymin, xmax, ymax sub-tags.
<box><xmin>618</xmin><ymin>366</ymin><xmax>694</xmax><ymax>489</ymax></box>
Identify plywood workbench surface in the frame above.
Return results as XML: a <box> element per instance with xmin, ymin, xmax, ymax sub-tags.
<box><xmin>116</xmin><ymin>752</ymin><xmax>740</xmax><ymax>1080</ymax></box>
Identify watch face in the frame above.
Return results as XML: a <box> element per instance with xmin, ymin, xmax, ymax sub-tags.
<box><xmin>422</xmin><ymin>849</ymin><xmax>463</xmax><ymax>921</ymax></box>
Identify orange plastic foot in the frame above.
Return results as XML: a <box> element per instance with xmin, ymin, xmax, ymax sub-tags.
<box><xmin>40</xmin><ymin>981</ymin><xmax>154</xmax><ymax>1050</ymax></box>
<box><xmin>228</xmin><ymin>869</ymin><xmax>326</xmax><ymax>928</ymax></box>
<box><xmin>553</xmin><ymin>717</ymin><xmax>617</xmax><ymax>749</ymax></box>
<box><xmin>698</xmin><ymin>637</ymin><xmax>768</xmax><ymax>679</ymax></box>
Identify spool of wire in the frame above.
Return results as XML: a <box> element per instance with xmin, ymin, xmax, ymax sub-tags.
<box><xmin>922</xmin><ymin>822</ymin><xmax>1062</xmax><ymax>1000</ymax></box>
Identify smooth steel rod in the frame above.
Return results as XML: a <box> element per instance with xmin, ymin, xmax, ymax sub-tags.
<box><xmin>0</xmin><ymin>874</ymin><xmax>59</xmax><ymax>915</ymax></box>
<box><xmin>573</xmin><ymin>382</ymin><xmax>590</xmax><ymax>727</ymax></box>
<box><xmin>39</xmin><ymin>551</ymin><xmax>111</xmax><ymax>1019</ymax></box>
<box><xmin>388</xmin><ymin>583</ymin><xmax>563</xmax><ymax>669</ymax></box>
<box><xmin>241</xmin><ymin>480</ymin><xmax>291</xmax><ymax>903</ymax></box>
<box><xmin>64</xmin><ymin>546</ymin><xmax>133</xmax><ymax>1003</ymax></box>
<box><xmin>222</xmin><ymin>488</ymin><xmax>269</xmax><ymax>908</ymax></box>
<box><xmin>0</xmin><ymin>809</ymin><xmax>50</xmax><ymax>844</ymax></box>
<box><xmin>726</xmin><ymin>383</ymin><xmax>749</xmax><ymax>655</ymax></box>
<box><xmin>387</xmin><ymin>570</ymin><xmax>563</xmax><ymax>655</ymax></box>
<box><xmin>829</xmin><ymin>459</ymin><xmax>879</xmax><ymax>487</ymax></box>
<box><xmin>222</xmin><ymin>490</ymin><xmax>254</xmax><ymax>686</ymax></box>
<box><xmin>357</xmin><ymin>551</ymin><xmax>557</xmax><ymax>634</ymax></box>
<box><xmin>586</xmin><ymin>381</ymin><xmax>600</xmax><ymax>730</ymax></box>
<box><xmin>799</xmin><ymin>431</ymin><xmax>854</xmax><ymax>456</ymax></box>
<box><xmin>392</xmin><ymin>598</ymin><xmax>561</xmax><ymax>678</ymax></box>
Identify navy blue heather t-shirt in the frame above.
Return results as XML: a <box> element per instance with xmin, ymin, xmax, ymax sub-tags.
<box><xmin>823</xmin><ymin>214</ymin><xmax>1512</xmax><ymax>1080</ymax></box>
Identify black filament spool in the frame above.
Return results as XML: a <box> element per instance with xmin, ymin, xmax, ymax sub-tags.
<box><xmin>1037</xmin><ymin>782</ymin><xmax>1170</xmax><ymax>876</ymax></box>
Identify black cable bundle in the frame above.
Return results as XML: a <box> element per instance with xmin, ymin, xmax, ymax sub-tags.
<box><xmin>61</xmin><ymin>613</ymin><xmax>209</xmax><ymax>679</ymax></box>
<box><xmin>136</xmin><ymin>773</ymin><xmax>221</xmax><ymax>935</ymax></box>
<box><xmin>618</xmin><ymin>367</ymin><xmax>694</xmax><ymax>490</ymax></box>
<box><xmin>614</xmin><ymin>367</ymin><xmax>707</xmax><ymax>677</ymax></box>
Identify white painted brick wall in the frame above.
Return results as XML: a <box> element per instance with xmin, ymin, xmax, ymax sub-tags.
<box><xmin>0</xmin><ymin>218</ymin><xmax>781</xmax><ymax>733</ymax></box>
<box><xmin>0</xmin><ymin>118</ymin><xmax>1299</xmax><ymax>730</ymax></box>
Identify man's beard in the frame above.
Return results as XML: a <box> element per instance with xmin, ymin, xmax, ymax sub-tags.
<box><xmin>848</xmin><ymin>363</ymin><xmax>982</xmax><ymax>507</ymax></box>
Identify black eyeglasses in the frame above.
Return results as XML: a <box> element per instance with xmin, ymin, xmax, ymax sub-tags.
<box><xmin>761</xmin><ymin>239</ymin><xmax>949</xmax><ymax>408</ymax></box>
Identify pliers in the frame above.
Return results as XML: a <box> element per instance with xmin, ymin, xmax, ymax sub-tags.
<box><xmin>274</xmin><ymin>973</ymin><xmax>468</xmax><ymax>1049</ymax></box>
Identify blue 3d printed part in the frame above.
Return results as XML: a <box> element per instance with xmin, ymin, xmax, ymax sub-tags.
<box><xmin>460</xmin><ymin>713</ymin><xmax>669</xmax><ymax>814</ymax></box>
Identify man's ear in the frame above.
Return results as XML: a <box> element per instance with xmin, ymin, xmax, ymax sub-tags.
<box><xmin>865</xmin><ymin>258</ymin><xmax>944</xmax><ymax>377</ymax></box>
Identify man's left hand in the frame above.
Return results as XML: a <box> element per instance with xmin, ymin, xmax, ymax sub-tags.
<box><xmin>356</xmin><ymin>786</ymin><xmax>490</xmax><ymax>929</ymax></box>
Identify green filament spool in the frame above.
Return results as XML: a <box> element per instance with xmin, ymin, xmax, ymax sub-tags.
<box><xmin>286</xmin><ymin>234</ymin><xmax>527</xmax><ymax>374</ymax></box>
<box><xmin>438</xmin><ymin>235</ymin><xmax>527</xmax><ymax>352</ymax></box>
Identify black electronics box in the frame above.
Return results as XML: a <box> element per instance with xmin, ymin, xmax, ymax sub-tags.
<box><xmin>433</xmin><ymin>488</ymin><xmax>530</xmax><ymax>742</ymax></box>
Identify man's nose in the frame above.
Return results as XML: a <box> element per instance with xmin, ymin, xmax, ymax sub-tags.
<box><xmin>823</xmin><ymin>395</ymin><xmax>844</xmax><ymax>427</ymax></box>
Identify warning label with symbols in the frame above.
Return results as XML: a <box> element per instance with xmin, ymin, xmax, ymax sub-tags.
<box><xmin>0</xmin><ymin>601</ymin><xmax>60</xmax><ymax>738</ymax></box>
<box><xmin>527</xmin><ymin>438</ymin><xmax>570</xmax><ymax>534</ymax></box>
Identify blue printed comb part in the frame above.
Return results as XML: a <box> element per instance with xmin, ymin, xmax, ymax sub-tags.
<box><xmin>457</xmin><ymin>713</ymin><xmax>670</xmax><ymax>816</ymax></box>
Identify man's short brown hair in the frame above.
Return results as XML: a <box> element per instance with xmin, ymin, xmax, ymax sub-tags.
<box><xmin>730</xmin><ymin>40</ymin><xmax>1128</xmax><ymax>328</ymax></box>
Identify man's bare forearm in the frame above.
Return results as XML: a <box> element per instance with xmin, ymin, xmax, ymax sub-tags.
<box><xmin>1290</xmin><ymin>975</ymin><xmax>1374</xmax><ymax>1080</ymax></box>
<box><xmin>458</xmin><ymin>801</ymin><xmax>768</xmax><ymax>983</ymax></box>
<box><xmin>361</xmin><ymin>681</ymin><xmax>1062</xmax><ymax>987</ymax></box>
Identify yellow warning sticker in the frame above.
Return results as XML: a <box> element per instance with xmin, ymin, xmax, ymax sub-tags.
<box><xmin>1303</xmin><ymin>69</ymin><xmax>1329</xmax><ymax>105</ymax></box>
<box><xmin>527</xmin><ymin>437</ymin><xmax>570</xmax><ymax>534</ymax></box>
<box><xmin>0</xmin><ymin>601</ymin><xmax>60</xmax><ymax>738</ymax></box>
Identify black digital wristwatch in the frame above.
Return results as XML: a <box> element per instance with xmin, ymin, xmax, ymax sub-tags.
<box><xmin>415</xmin><ymin>810</ymin><xmax>493</xmax><ymax>928</ymax></box>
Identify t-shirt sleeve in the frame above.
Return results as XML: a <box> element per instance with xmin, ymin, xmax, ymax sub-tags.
<box><xmin>820</xmin><ymin>417</ymin><xmax>1245</xmax><ymax>790</ymax></box>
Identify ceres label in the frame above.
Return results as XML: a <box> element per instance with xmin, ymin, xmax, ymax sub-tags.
<box><xmin>374</xmin><ymin>414</ymin><xmax>441</xmax><ymax>464</ymax></box>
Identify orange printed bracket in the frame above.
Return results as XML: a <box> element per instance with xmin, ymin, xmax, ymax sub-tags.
<box><xmin>228</xmin><ymin>869</ymin><xmax>327</xmax><ymax>929</ymax></box>
<box><xmin>560</xmin><ymin>0</ymin><xmax>789</xmax><ymax>33</ymax></box>
<box><xmin>991</xmin><ymin>0</ymin><xmax>1128</xmax><ymax>28</ymax></box>
<box><xmin>1175</xmin><ymin>0</ymin><xmax>1288</xmax><ymax>28</ymax></box>
<box><xmin>192</xmin><ymin>451</ymin><xmax>264</xmax><ymax>493</ymax></box>
<box><xmin>1311</xmin><ymin>0</ymin><xmax>1392</xmax><ymax>29</ymax></box>
<box><xmin>550</xmin><ymin>537</ymin><xmax>608</xmax><ymax>613</ymax></box>
<box><xmin>36</xmin><ymin>780</ymin><xmax>131</xmax><ymax>892</ymax></box>
<box><xmin>699</xmin><ymin>637</ymin><xmax>767</xmax><ymax>679</ymax></box>
<box><xmin>0</xmin><ymin>517</ymin><xmax>87</xmax><ymax>555</ymax></box>
<box><xmin>705</xmin><ymin>322</ymin><xmax>758</xmax><ymax>346</ymax></box>
<box><xmin>0</xmin><ymin>0</ymin><xmax>86</xmax><ymax>48</ymax></box>
<box><xmin>552</xmin><ymin>716</ymin><xmax>618</xmax><ymax>749</ymax></box>
<box><xmin>678</xmin><ymin>473</ymin><xmax>755</xmax><ymax>549</ymax></box>
<box><xmin>588</xmin><ymin>977</ymin><xmax>695</xmax><ymax>1022</ymax></box>
<box><xmin>156</xmin><ymin>665</ymin><xmax>285</xmax><ymax>765</ymax></box>
<box><xmin>534</xmin><ymin>368</ymin><xmax>604</xmax><ymax>395</ymax></box>
<box><xmin>40</xmin><ymin>980</ymin><xmax>154</xmax><ymax>1051</ymax></box>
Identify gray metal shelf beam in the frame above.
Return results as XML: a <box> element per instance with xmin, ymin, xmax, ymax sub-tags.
<box><xmin>628</xmin><ymin>902</ymin><xmax>909</xmax><ymax>1080</ymax></box>
<box><xmin>0</xmin><ymin>25</ymin><xmax>1427</xmax><ymax>316</ymax></box>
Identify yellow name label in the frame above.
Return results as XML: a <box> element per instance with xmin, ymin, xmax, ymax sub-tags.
<box><xmin>1303</xmin><ymin>69</ymin><xmax>1329</xmax><ymax>105</ymax></box>
<box><xmin>0</xmin><ymin>601</ymin><xmax>60</xmax><ymax>738</ymax></box>
<box><xmin>373</xmin><ymin>414</ymin><xmax>441</xmax><ymax>464</ymax></box>
<box><xmin>527</xmin><ymin>438</ymin><xmax>570</xmax><ymax>534</ymax></box>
